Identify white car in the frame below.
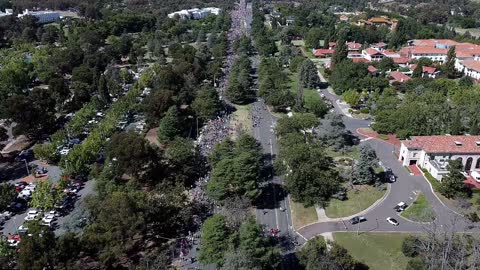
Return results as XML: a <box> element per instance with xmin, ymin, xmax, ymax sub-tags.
<box><xmin>7</xmin><ymin>239</ymin><xmax>19</xmax><ymax>247</ymax></box>
<box><xmin>24</xmin><ymin>184</ymin><xmax>36</xmax><ymax>191</ymax></box>
<box><xmin>18</xmin><ymin>224</ymin><xmax>28</xmax><ymax>233</ymax></box>
<box><xmin>395</xmin><ymin>202</ymin><xmax>408</xmax><ymax>212</ymax></box>
<box><xmin>386</xmin><ymin>217</ymin><xmax>399</xmax><ymax>226</ymax></box>
<box><xmin>60</xmin><ymin>148</ymin><xmax>70</xmax><ymax>155</ymax></box>
<box><xmin>24</xmin><ymin>210</ymin><xmax>41</xmax><ymax>221</ymax></box>
<box><xmin>41</xmin><ymin>215</ymin><xmax>56</xmax><ymax>226</ymax></box>
<box><xmin>1</xmin><ymin>211</ymin><xmax>12</xmax><ymax>219</ymax></box>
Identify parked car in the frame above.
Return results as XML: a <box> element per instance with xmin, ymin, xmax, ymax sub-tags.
<box><xmin>24</xmin><ymin>210</ymin><xmax>41</xmax><ymax>221</ymax></box>
<box><xmin>386</xmin><ymin>217</ymin><xmax>399</xmax><ymax>226</ymax></box>
<box><xmin>394</xmin><ymin>202</ymin><xmax>408</xmax><ymax>212</ymax></box>
<box><xmin>350</xmin><ymin>216</ymin><xmax>367</xmax><ymax>225</ymax></box>
<box><xmin>389</xmin><ymin>175</ymin><xmax>396</xmax><ymax>183</ymax></box>
<box><xmin>18</xmin><ymin>224</ymin><xmax>28</xmax><ymax>234</ymax></box>
<box><xmin>1</xmin><ymin>211</ymin><xmax>13</xmax><ymax>220</ymax></box>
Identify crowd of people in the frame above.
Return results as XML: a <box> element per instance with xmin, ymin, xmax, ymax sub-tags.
<box><xmin>179</xmin><ymin>3</ymin><xmax>250</xmax><ymax>269</ymax></box>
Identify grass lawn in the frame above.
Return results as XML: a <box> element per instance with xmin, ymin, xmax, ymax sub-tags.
<box><xmin>290</xmin><ymin>198</ymin><xmax>318</xmax><ymax>229</ymax></box>
<box><xmin>401</xmin><ymin>192</ymin><xmax>435</xmax><ymax>222</ymax></box>
<box><xmin>325</xmin><ymin>185</ymin><xmax>385</xmax><ymax>218</ymax></box>
<box><xmin>230</xmin><ymin>104</ymin><xmax>251</xmax><ymax>139</ymax></box>
<box><xmin>334</xmin><ymin>232</ymin><xmax>410</xmax><ymax>270</ymax></box>
<box><xmin>325</xmin><ymin>146</ymin><xmax>360</xmax><ymax>160</ymax></box>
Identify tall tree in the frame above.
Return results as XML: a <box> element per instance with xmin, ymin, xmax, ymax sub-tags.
<box><xmin>353</xmin><ymin>144</ymin><xmax>378</xmax><ymax>185</ymax></box>
<box><xmin>192</xmin><ymin>87</ymin><xmax>222</xmax><ymax>121</ymax></box>
<box><xmin>439</xmin><ymin>159</ymin><xmax>468</xmax><ymax>198</ymax></box>
<box><xmin>199</xmin><ymin>214</ymin><xmax>229</xmax><ymax>265</ymax></box>
<box><xmin>299</xmin><ymin>59</ymin><xmax>320</xmax><ymax>89</ymax></box>
<box><xmin>30</xmin><ymin>180</ymin><xmax>58</xmax><ymax>210</ymax></box>
<box><xmin>0</xmin><ymin>184</ymin><xmax>16</xmax><ymax>212</ymax></box>
<box><xmin>330</xmin><ymin>36</ymin><xmax>348</xmax><ymax>69</ymax></box>
<box><xmin>445</xmin><ymin>46</ymin><xmax>457</xmax><ymax>79</ymax></box>
<box><xmin>157</xmin><ymin>106</ymin><xmax>182</xmax><ymax>143</ymax></box>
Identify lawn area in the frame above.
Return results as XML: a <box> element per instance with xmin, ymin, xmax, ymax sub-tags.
<box><xmin>401</xmin><ymin>192</ymin><xmax>435</xmax><ymax>222</ymax></box>
<box><xmin>334</xmin><ymin>232</ymin><xmax>410</xmax><ymax>270</ymax></box>
<box><xmin>420</xmin><ymin>168</ymin><xmax>441</xmax><ymax>190</ymax></box>
<box><xmin>290</xmin><ymin>198</ymin><xmax>318</xmax><ymax>229</ymax></box>
<box><xmin>325</xmin><ymin>185</ymin><xmax>385</xmax><ymax>218</ymax></box>
<box><xmin>230</xmin><ymin>104</ymin><xmax>251</xmax><ymax>139</ymax></box>
<box><xmin>377</xmin><ymin>134</ymin><xmax>389</xmax><ymax>140</ymax></box>
<box><xmin>325</xmin><ymin>146</ymin><xmax>360</xmax><ymax>160</ymax></box>
<box><xmin>288</xmin><ymin>72</ymin><xmax>323</xmax><ymax>111</ymax></box>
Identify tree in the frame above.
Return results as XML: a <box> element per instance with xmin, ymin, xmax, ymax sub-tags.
<box><xmin>164</xmin><ymin>137</ymin><xmax>203</xmax><ymax>186</ymax></box>
<box><xmin>30</xmin><ymin>180</ymin><xmax>58</xmax><ymax>210</ymax></box>
<box><xmin>330</xmin><ymin>37</ymin><xmax>348</xmax><ymax>69</ymax></box>
<box><xmin>458</xmin><ymin>76</ymin><xmax>474</xmax><ymax>88</ymax></box>
<box><xmin>305</xmin><ymin>27</ymin><xmax>324</xmax><ymax>49</ymax></box>
<box><xmin>318</xmin><ymin>113</ymin><xmax>353</xmax><ymax>151</ymax></box>
<box><xmin>98</xmin><ymin>74</ymin><xmax>111</xmax><ymax>104</ymax></box>
<box><xmin>276</xmin><ymin>113</ymin><xmax>319</xmax><ymax>137</ymax></box>
<box><xmin>0</xmin><ymin>184</ymin><xmax>16</xmax><ymax>212</ymax></box>
<box><xmin>157</xmin><ymin>106</ymin><xmax>182</xmax><ymax>143</ymax></box>
<box><xmin>222</xmin><ymin>251</ymin><xmax>261</xmax><ymax>270</ymax></box>
<box><xmin>353</xmin><ymin>144</ymin><xmax>378</xmax><ymax>185</ymax></box>
<box><xmin>143</xmin><ymin>90</ymin><xmax>174</xmax><ymax>125</ymax></box>
<box><xmin>199</xmin><ymin>214</ymin><xmax>229</xmax><ymax>265</ymax></box>
<box><xmin>238</xmin><ymin>218</ymin><xmax>280</xmax><ymax>269</ymax></box>
<box><xmin>299</xmin><ymin>59</ymin><xmax>320</xmax><ymax>89</ymax></box>
<box><xmin>449</xmin><ymin>110</ymin><xmax>463</xmax><ymax>135</ymax></box>
<box><xmin>18</xmin><ymin>221</ymin><xmax>56</xmax><ymax>270</ymax></box>
<box><xmin>342</xmin><ymin>89</ymin><xmax>361</xmax><ymax>107</ymax></box>
<box><xmin>192</xmin><ymin>87</ymin><xmax>221</xmax><ymax>121</ymax></box>
<box><xmin>107</xmin><ymin>132</ymin><xmax>157</xmax><ymax>180</ymax></box>
<box><xmin>412</xmin><ymin>64</ymin><xmax>423</xmax><ymax>78</ymax></box>
<box><xmin>445</xmin><ymin>46</ymin><xmax>456</xmax><ymax>79</ymax></box>
<box><xmin>402</xmin><ymin>235</ymin><xmax>422</xmax><ymax>257</ymax></box>
<box><xmin>0</xmin><ymin>237</ymin><xmax>14</xmax><ymax>267</ymax></box>
<box><xmin>297</xmin><ymin>236</ymin><xmax>359</xmax><ymax>270</ymax></box>
<box><xmin>439</xmin><ymin>159</ymin><xmax>468</xmax><ymax>198</ymax></box>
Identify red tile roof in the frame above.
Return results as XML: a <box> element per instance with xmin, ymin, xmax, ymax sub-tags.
<box><xmin>352</xmin><ymin>58</ymin><xmax>371</xmax><ymax>63</ymax></box>
<box><xmin>382</xmin><ymin>49</ymin><xmax>399</xmax><ymax>56</ymax></box>
<box><xmin>403</xmin><ymin>136</ymin><xmax>480</xmax><ymax>154</ymax></box>
<box><xmin>393</xmin><ymin>57</ymin><xmax>410</xmax><ymax>64</ymax></box>
<box><xmin>462</xmin><ymin>60</ymin><xmax>480</xmax><ymax>72</ymax></box>
<box><xmin>389</xmin><ymin>71</ymin><xmax>411</xmax><ymax>82</ymax></box>
<box><xmin>422</xmin><ymin>66</ymin><xmax>436</xmax><ymax>74</ymax></box>
<box><xmin>372</xmin><ymin>42</ymin><xmax>387</xmax><ymax>48</ymax></box>
<box><xmin>411</xmin><ymin>46</ymin><xmax>449</xmax><ymax>55</ymax></box>
<box><xmin>313</xmin><ymin>49</ymin><xmax>335</xmax><ymax>56</ymax></box>
<box><xmin>367</xmin><ymin>65</ymin><xmax>378</xmax><ymax>73</ymax></box>
<box><xmin>347</xmin><ymin>42</ymin><xmax>362</xmax><ymax>50</ymax></box>
<box><xmin>364</xmin><ymin>48</ymin><xmax>382</xmax><ymax>55</ymax></box>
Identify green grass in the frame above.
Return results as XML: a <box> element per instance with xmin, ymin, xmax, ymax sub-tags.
<box><xmin>290</xmin><ymin>199</ymin><xmax>318</xmax><ymax>229</ymax></box>
<box><xmin>334</xmin><ymin>233</ymin><xmax>411</xmax><ymax>270</ymax></box>
<box><xmin>325</xmin><ymin>185</ymin><xmax>386</xmax><ymax>218</ymax></box>
<box><xmin>325</xmin><ymin>146</ymin><xmax>360</xmax><ymax>160</ymax></box>
<box><xmin>377</xmin><ymin>134</ymin><xmax>389</xmax><ymax>140</ymax></box>
<box><xmin>401</xmin><ymin>192</ymin><xmax>435</xmax><ymax>222</ymax></box>
<box><xmin>230</xmin><ymin>104</ymin><xmax>251</xmax><ymax>139</ymax></box>
<box><xmin>420</xmin><ymin>168</ymin><xmax>441</xmax><ymax>191</ymax></box>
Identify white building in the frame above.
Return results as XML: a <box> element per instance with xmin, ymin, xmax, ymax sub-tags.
<box><xmin>0</xmin><ymin>9</ymin><xmax>12</xmax><ymax>18</ymax></box>
<box><xmin>362</xmin><ymin>48</ymin><xmax>384</xmax><ymax>61</ymax></box>
<box><xmin>168</xmin><ymin>7</ymin><xmax>221</xmax><ymax>20</ymax></box>
<box><xmin>18</xmin><ymin>9</ymin><xmax>60</xmax><ymax>24</ymax></box>
<box><xmin>399</xmin><ymin>135</ymin><xmax>480</xmax><ymax>181</ymax></box>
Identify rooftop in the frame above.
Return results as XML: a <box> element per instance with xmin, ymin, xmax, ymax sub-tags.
<box><xmin>403</xmin><ymin>135</ymin><xmax>480</xmax><ymax>154</ymax></box>
<box><xmin>462</xmin><ymin>60</ymin><xmax>480</xmax><ymax>72</ymax></box>
<box><xmin>364</xmin><ymin>48</ymin><xmax>383</xmax><ymax>55</ymax></box>
<box><xmin>389</xmin><ymin>71</ymin><xmax>411</xmax><ymax>82</ymax></box>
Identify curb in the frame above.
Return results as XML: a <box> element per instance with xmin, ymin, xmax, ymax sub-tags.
<box><xmin>296</xmin><ymin>184</ymin><xmax>392</xmax><ymax>231</ymax></box>
<box><xmin>416</xmin><ymin>166</ymin><xmax>464</xmax><ymax>217</ymax></box>
<box><xmin>397</xmin><ymin>192</ymin><xmax>436</xmax><ymax>225</ymax></box>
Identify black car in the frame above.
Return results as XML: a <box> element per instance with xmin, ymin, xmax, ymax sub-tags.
<box><xmin>350</xmin><ymin>216</ymin><xmax>367</xmax><ymax>225</ymax></box>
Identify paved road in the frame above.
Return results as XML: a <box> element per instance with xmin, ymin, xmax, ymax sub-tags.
<box><xmin>297</xmin><ymin>73</ymin><xmax>474</xmax><ymax>239</ymax></box>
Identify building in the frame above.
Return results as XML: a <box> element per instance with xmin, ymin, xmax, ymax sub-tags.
<box><xmin>460</xmin><ymin>60</ymin><xmax>480</xmax><ymax>80</ymax></box>
<box><xmin>313</xmin><ymin>49</ymin><xmax>334</xmax><ymax>57</ymax></box>
<box><xmin>362</xmin><ymin>48</ymin><xmax>384</xmax><ymax>61</ymax></box>
<box><xmin>389</xmin><ymin>71</ymin><xmax>411</xmax><ymax>83</ymax></box>
<box><xmin>168</xmin><ymin>7</ymin><xmax>221</xmax><ymax>20</ymax></box>
<box><xmin>0</xmin><ymin>9</ymin><xmax>12</xmax><ymax>18</ymax></box>
<box><xmin>18</xmin><ymin>9</ymin><xmax>60</xmax><ymax>24</ymax></box>
<box><xmin>399</xmin><ymin>135</ymin><xmax>480</xmax><ymax>181</ymax></box>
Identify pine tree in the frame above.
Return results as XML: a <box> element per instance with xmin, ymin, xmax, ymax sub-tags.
<box><xmin>450</xmin><ymin>110</ymin><xmax>463</xmax><ymax>135</ymax></box>
<box><xmin>299</xmin><ymin>59</ymin><xmax>320</xmax><ymax>88</ymax></box>
<box><xmin>98</xmin><ymin>74</ymin><xmax>110</xmax><ymax>104</ymax></box>
<box><xmin>353</xmin><ymin>144</ymin><xmax>378</xmax><ymax>184</ymax></box>
<box><xmin>445</xmin><ymin>46</ymin><xmax>457</xmax><ymax>79</ymax></box>
<box><xmin>440</xmin><ymin>160</ymin><xmax>467</xmax><ymax>198</ymax></box>
<box><xmin>157</xmin><ymin>106</ymin><xmax>182</xmax><ymax>143</ymax></box>
<box><xmin>412</xmin><ymin>64</ymin><xmax>423</xmax><ymax>78</ymax></box>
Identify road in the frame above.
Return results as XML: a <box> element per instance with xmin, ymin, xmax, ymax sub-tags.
<box><xmin>296</xmin><ymin>71</ymin><xmax>474</xmax><ymax>239</ymax></box>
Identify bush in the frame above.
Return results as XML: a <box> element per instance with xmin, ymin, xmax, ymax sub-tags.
<box><xmin>359</xmin><ymin>108</ymin><xmax>369</xmax><ymax>114</ymax></box>
<box><xmin>402</xmin><ymin>235</ymin><xmax>420</xmax><ymax>257</ymax></box>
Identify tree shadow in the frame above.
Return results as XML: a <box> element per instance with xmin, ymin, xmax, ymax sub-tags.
<box><xmin>254</xmin><ymin>182</ymin><xmax>288</xmax><ymax>209</ymax></box>
<box><xmin>318</xmin><ymin>81</ymin><xmax>329</xmax><ymax>89</ymax></box>
<box><xmin>0</xmin><ymin>161</ymin><xmax>29</xmax><ymax>182</ymax></box>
